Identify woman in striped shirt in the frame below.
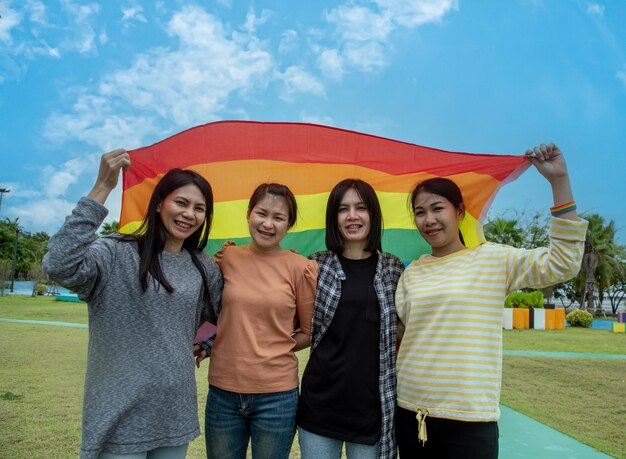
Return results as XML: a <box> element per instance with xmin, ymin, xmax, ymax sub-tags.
<box><xmin>394</xmin><ymin>143</ymin><xmax>587</xmax><ymax>458</ymax></box>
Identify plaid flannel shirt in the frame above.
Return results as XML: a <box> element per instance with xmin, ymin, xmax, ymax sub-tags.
<box><xmin>308</xmin><ymin>250</ymin><xmax>404</xmax><ymax>459</ymax></box>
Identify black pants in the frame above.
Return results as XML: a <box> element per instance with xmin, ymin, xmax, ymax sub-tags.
<box><xmin>396</xmin><ymin>406</ymin><xmax>499</xmax><ymax>459</ymax></box>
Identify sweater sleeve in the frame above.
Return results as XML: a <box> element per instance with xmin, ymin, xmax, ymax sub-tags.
<box><xmin>295</xmin><ymin>258</ymin><xmax>319</xmax><ymax>336</ymax></box>
<box><xmin>201</xmin><ymin>255</ymin><xmax>223</xmax><ymax>325</ymax></box>
<box><xmin>42</xmin><ymin>197</ymin><xmax>117</xmax><ymax>303</ymax></box>
<box><xmin>506</xmin><ymin>216</ymin><xmax>588</xmax><ymax>293</ymax></box>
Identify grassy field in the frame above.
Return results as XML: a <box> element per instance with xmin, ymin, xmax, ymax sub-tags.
<box><xmin>1</xmin><ymin>296</ymin><xmax>625</xmax><ymax>458</ymax></box>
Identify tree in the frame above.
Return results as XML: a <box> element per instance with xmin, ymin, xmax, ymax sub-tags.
<box><xmin>484</xmin><ymin>212</ymin><xmax>549</xmax><ymax>249</ymax></box>
<box><xmin>100</xmin><ymin>220</ymin><xmax>119</xmax><ymax>236</ymax></box>
<box><xmin>0</xmin><ymin>220</ymin><xmax>50</xmax><ymax>281</ymax></box>
<box><xmin>3</xmin><ymin>218</ymin><xmax>21</xmax><ymax>291</ymax></box>
<box><xmin>0</xmin><ymin>259</ymin><xmax>11</xmax><ymax>296</ymax></box>
<box><xmin>575</xmin><ymin>214</ymin><xmax>621</xmax><ymax>312</ymax></box>
<box><xmin>606</xmin><ymin>258</ymin><xmax>626</xmax><ymax>314</ymax></box>
<box><xmin>483</xmin><ymin>217</ymin><xmax>525</xmax><ymax>247</ymax></box>
<box><xmin>28</xmin><ymin>263</ymin><xmax>48</xmax><ymax>296</ymax></box>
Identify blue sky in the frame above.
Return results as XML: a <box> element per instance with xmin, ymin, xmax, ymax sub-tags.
<box><xmin>1</xmin><ymin>0</ymin><xmax>625</xmax><ymax>242</ymax></box>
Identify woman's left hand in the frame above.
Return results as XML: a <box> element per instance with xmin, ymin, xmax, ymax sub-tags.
<box><xmin>525</xmin><ymin>143</ymin><xmax>569</xmax><ymax>183</ymax></box>
<box><xmin>193</xmin><ymin>344</ymin><xmax>208</xmax><ymax>368</ymax></box>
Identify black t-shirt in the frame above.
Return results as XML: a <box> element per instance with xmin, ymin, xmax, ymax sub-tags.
<box><xmin>298</xmin><ymin>253</ymin><xmax>381</xmax><ymax>444</ymax></box>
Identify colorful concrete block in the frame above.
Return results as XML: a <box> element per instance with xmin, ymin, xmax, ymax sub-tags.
<box><xmin>545</xmin><ymin>309</ymin><xmax>555</xmax><ymax>330</ymax></box>
<box><xmin>618</xmin><ymin>312</ymin><xmax>626</xmax><ymax>323</ymax></box>
<box><xmin>502</xmin><ymin>308</ymin><xmax>513</xmax><ymax>330</ymax></box>
<box><xmin>555</xmin><ymin>308</ymin><xmax>565</xmax><ymax>330</ymax></box>
<box><xmin>613</xmin><ymin>322</ymin><xmax>625</xmax><ymax>333</ymax></box>
<box><xmin>533</xmin><ymin>309</ymin><xmax>546</xmax><ymax>330</ymax></box>
<box><xmin>513</xmin><ymin>308</ymin><xmax>529</xmax><ymax>329</ymax></box>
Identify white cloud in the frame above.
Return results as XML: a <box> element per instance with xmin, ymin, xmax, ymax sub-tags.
<box><xmin>317</xmin><ymin>0</ymin><xmax>457</xmax><ymax>78</ymax></box>
<box><xmin>374</xmin><ymin>0</ymin><xmax>458</xmax><ymax>27</ymax></box>
<box><xmin>60</xmin><ymin>0</ymin><xmax>100</xmax><ymax>55</ymax></box>
<box><xmin>343</xmin><ymin>40</ymin><xmax>387</xmax><ymax>72</ymax></box>
<box><xmin>48</xmin><ymin>46</ymin><xmax>60</xmax><ymax>58</ymax></box>
<box><xmin>278</xmin><ymin>66</ymin><xmax>325</xmax><ymax>101</ymax></box>
<box><xmin>43</xmin><ymin>155</ymin><xmax>96</xmax><ymax>198</ymax></box>
<box><xmin>26</xmin><ymin>0</ymin><xmax>47</xmax><ymax>25</ymax></box>
<box><xmin>121</xmin><ymin>5</ymin><xmax>147</xmax><ymax>25</ymax></box>
<box><xmin>241</xmin><ymin>7</ymin><xmax>272</xmax><ymax>34</ymax></box>
<box><xmin>317</xmin><ymin>48</ymin><xmax>344</xmax><ymax>80</ymax></box>
<box><xmin>11</xmin><ymin>197</ymin><xmax>77</xmax><ymax>232</ymax></box>
<box><xmin>44</xmin><ymin>5</ymin><xmax>274</xmax><ymax>149</ymax></box>
<box><xmin>0</xmin><ymin>3</ymin><xmax>21</xmax><ymax>44</ymax></box>
<box><xmin>5</xmin><ymin>154</ymin><xmax>102</xmax><ymax>232</ymax></box>
<box><xmin>326</xmin><ymin>5</ymin><xmax>392</xmax><ymax>42</ymax></box>
<box><xmin>586</xmin><ymin>3</ymin><xmax>605</xmax><ymax>17</ymax></box>
<box><xmin>279</xmin><ymin>29</ymin><xmax>298</xmax><ymax>55</ymax></box>
<box><xmin>99</xmin><ymin>27</ymin><xmax>108</xmax><ymax>44</ymax></box>
<box><xmin>0</xmin><ymin>0</ymin><xmax>100</xmax><ymax>69</ymax></box>
<box><xmin>299</xmin><ymin>111</ymin><xmax>334</xmax><ymax>126</ymax></box>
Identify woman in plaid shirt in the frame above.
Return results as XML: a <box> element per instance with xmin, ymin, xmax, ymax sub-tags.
<box><xmin>297</xmin><ymin>179</ymin><xmax>404</xmax><ymax>459</ymax></box>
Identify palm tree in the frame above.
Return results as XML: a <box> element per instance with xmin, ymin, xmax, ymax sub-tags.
<box><xmin>483</xmin><ymin>217</ymin><xmax>524</xmax><ymax>247</ymax></box>
<box><xmin>99</xmin><ymin>220</ymin><xmax>119</xmax><ymax>236</ymax></box>
<box><xmin>576</xmin><ymin>214</ymin><xmax>621</xmax><ymax>313</ymax></box>
<box><xmin>4</xmin><ymin>218</ymin><xmax>21</xmax><ymax>293</ymax></box>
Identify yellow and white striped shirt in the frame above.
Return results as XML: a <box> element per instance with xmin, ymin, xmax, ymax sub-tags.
<box><xmin>395</xmin><ymin>217</ymin><xmax>587</xmax><ymax>422</ymax></box>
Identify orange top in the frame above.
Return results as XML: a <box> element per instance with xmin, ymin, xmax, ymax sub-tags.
<box><xmin>209</xmin><ymin>244</ymin><xmax>318</xmax><ymax>393</ymax></box>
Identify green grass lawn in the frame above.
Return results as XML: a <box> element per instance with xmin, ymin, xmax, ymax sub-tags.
<box><xmin>503</xmin><ymin>327</ymin><xmax>626</xmax><ymax>354</ymax></box>
<box><xmin>1</xmin><ymin>296</ymin><xmax>625</xmax><ymax>458</ymax></box>
<box><xmin>0</xmin><ymin>295</ymin><xmax>88</xmax><ymax>324</ymax></box>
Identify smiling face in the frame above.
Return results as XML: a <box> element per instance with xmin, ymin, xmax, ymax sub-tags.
<box><xmin>413</xmin><ymin>190</ymin><xmax>465</xmax><ymax>257</ymax></box>
<box><xmin>157</xmin><ymin>183</ymin><xmax>207</xmax><ymax>252</ymax></box>
<box><xmin>337</xmin><ymin>188</ymin><xmax>371</xmax><ymax>251</ymax></box>
<box><xmin>247</xmin><ymin>193</ymin><xmax>290</xmax><ymax>253</ymax></box>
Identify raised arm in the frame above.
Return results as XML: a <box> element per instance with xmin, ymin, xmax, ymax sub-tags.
<box><xmin>87</xmin><ymin>149</ymin><xmax>131</xmax><ymax>204</ymax></box>
<box><xmin>525</xmin><ymin>143</ymin><xmax>577</xmax><ymax>220</ymax></box>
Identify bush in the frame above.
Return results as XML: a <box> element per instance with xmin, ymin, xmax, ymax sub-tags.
<box><xmin>36</xmin><ymin>283</ymin><xmax>48</xmax><ymax>295</ymax></box>
<box><xmin>504</xmin><ymin>290</ymin><xmax>544</xmax><ymax>308</ymax></box>
<box><xmin>566</xmin><ymin>309</ymin><xmax>593</xmax><ymax>327</ymax></box>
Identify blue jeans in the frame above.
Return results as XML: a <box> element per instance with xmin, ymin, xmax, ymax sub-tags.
<box><xmin>298</xmin><ymin>427</ymin><xmax>379</xmax><ymax>459</ymax></box>
<box><xmin>205</xmin><ymin>385</ymin><xmax>298</xmax><ymax>459</ymax></box>
<box><xmin>97</xmin><ymin>444</ymin><xmax>188</xmax><ymax>459</ymax></box>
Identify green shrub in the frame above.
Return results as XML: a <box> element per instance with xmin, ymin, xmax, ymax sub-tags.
<box><xmin>36</xmin><ymin>283</ymin><xmax>48</xmax><ymax>295</ymax></box>
<box><xmin>504</xmin><ymin>290</ymin><xmax>544</xmax><ymax>308</ymax></box>
<box><xmin>566</xmin><ymin>309</ymin><xmax>593</xmax><ymax>327</ymax></box>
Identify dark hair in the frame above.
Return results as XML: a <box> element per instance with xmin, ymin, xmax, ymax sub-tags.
<box><xmin>325</xmin><ymin>179</ymin><xmax>383</xmax><ymax>254</ymax></box>
<box><xmin>409</xmin><ymin>177</ymin><xmax>465</xmax><ymax>246</ymax></box>
<box><xmin>124</xmin><ymin>168</ymin><xmax>214</xmax><ymax>296</ymax></box>
<box><xmin>247</xmin><ymin>183</ymin><xmax>298</xmax><ymax>229</ymax></box>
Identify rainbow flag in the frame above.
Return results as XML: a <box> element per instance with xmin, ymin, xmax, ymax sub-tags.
<box><xmin>121</xmin><ymin>121</ymin><xmax>530</xmax><ymax>263</ymax></box>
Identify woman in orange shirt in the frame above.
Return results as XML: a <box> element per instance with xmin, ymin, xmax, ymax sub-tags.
<box><xmin>196</xmin><ymin>183</ymin><xmax>318</xmax><ymax>459</ymax></box>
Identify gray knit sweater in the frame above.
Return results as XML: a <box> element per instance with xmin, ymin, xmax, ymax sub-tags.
<box><xmin>43</xmin><ymin>197</ymin><xmax>222</xmax><ymax>459</ymax></box>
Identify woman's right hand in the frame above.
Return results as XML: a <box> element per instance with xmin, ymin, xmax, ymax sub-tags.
<box><xmin>88</xmin><ymin>149</ymin><xmax>131</xmax><ymax>204</ymax></box>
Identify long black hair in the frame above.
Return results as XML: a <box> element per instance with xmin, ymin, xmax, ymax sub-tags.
<box><xmin>325</xmin><ymin>179</ymin><xmax>383</xmax><ymax>254</ymax></box>
<box><xmin>123</xmin><ymin>168</ymin><xmax>214</xmax><ymax>297</ymax></box>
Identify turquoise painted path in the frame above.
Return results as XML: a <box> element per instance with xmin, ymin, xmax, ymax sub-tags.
<box><xmin>0</xmin><ymin>318</ymin><xmax>88</xmax><ymax>328</ymax></box>
<box><xmin>1</xmin><ymin>318</ymin><xmax>621</xmax><ymax>457</ymax></box>
<box><xmin>505</xmin><ymin>349</ymin><xmax>626</xmax><ymax>360</ymax></box>
<box><xmin>499</xmin><ymin>406</ymin><xmax>611</xmax><ymax>458</ymax></box>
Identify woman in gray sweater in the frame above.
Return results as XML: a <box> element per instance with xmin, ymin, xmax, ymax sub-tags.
<box><xmin>43</xmin><ymin>149</ymin><xmax>223</xmax><ymax>459</ymax></box>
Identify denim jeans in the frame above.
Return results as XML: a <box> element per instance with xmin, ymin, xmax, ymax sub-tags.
<box><xmin>205</xmin><ymin>385</ymin><xmax>298</xmax><ymax>459</ymax></box>
<box><xmin>298</xmin><ymin>427</ymin><xmax>379</xmax><ymax>459</ymax></box>
<box><xmin>97</xmin><ymin>444</ymin><xmax>189</xmax><ymax>459</ymax></box>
